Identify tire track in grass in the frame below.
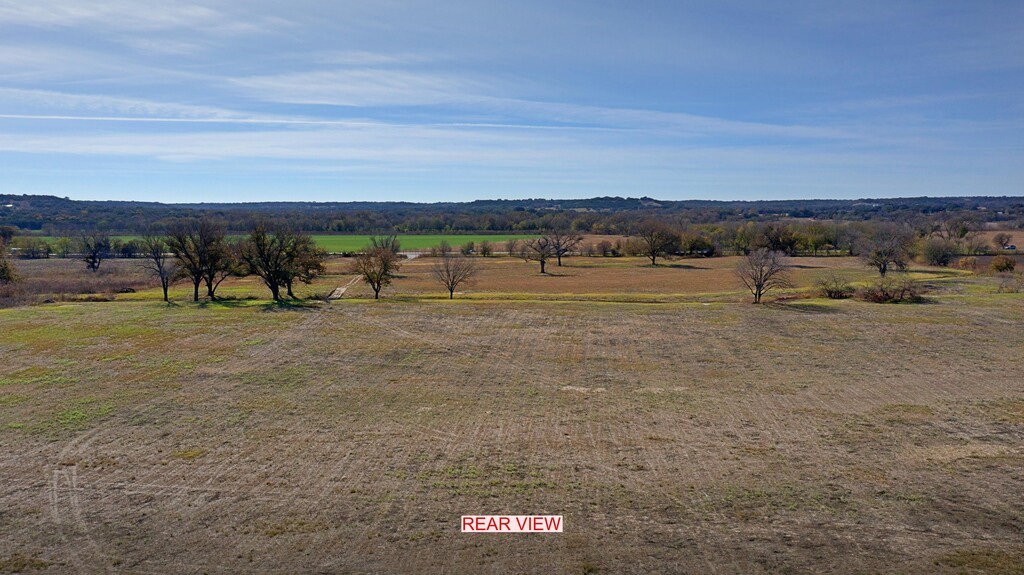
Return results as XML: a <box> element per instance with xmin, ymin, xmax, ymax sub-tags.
<box><xmin>40</xmin><ymin>300</ymin><xmax>331</xmax><ymax>574</ymax></box>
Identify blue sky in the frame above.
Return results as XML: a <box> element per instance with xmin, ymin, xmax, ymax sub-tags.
<box><xmin>0</xmin><ymin>1</ymin><xmax>1021</xmax><ymax>203</ymax></box>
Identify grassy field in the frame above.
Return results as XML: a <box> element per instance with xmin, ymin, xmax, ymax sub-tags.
<box><xmin>31</xmin><ymin>234</ymin><xmax>537</xmax><ymax>253</ymax></box>
<box><xmin>1</xmin><ymin>257</ymin><xmax>1023</xmax><ymax>573</ymax></box>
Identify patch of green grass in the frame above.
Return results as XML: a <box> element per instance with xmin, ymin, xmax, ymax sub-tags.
<box><xmin>0</xmin><ymin>394</ymin><xmax>30</xmax><ymax>406</ymax></box>
<box><xmin>55</xmin><ymin>400</ymin><xmax>114</xmax><ymax>429</ymax></box>
<box><xmin>173</xmin><ymin>448</ymin><xmax>206</xmax><ymax>460</ymax></box>
<box><xmin>0</xmin><ymin>366</ymin><xmax>73</xmax><ymax>387</ymax></box>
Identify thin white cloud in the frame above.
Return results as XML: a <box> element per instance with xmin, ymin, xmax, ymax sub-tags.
<box><xmin>227</xmin><ymin>67</ymin><xmax>862</xmax><ymax>140</ymax></box>
<box><xmin>0</xmin><ymin>88</ymin><xmax>244</xmax><ymax>119</ymax></box>
<box><xmin>311</xmin><ymin>51</ymin><xmax>434</xmax><ymax>66</ymax></box>
<box><xmin>231</xmin><ymin>69</ymin><xmax>490</xmax><ymax>107</ymax></box>
<box><xmin>0</xmin><ymin>1</ymin><xmax>222</xmax><ymax>30</ymax></box>
<box><xmin>0</xmin><ymin>1</ymin><xmax>286</xmax><ymax>34</ymax></box>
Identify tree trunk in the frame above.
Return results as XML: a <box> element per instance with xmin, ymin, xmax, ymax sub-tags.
<box><xmin>539</xmin><ymin>260</ymin><xmax>546</xmax><ymax>274</ymax></box>
<box><xmin>556</xmin><ymin>254</ymin><xmax>562</xmax><ymax>266</ymax></box>
<box><xmin>270</xmin><ymin>284</ymin><xmax>280</xmax><ymax>301</ymax></box>
<box><xmin>162</xmin><ymin>280</ymin><xmax>169</xmax><ymax>302</ymax></box>
<box><xmin>650</xmin><ymin>254</ymin><xmax>657</xmax><ymax>266</ymax></box>
<box><xmin>449</xmin><ymin>289</ymin><xmax>454</xmax><ymax>299</ymax></box>
<box><xmin>193</xmin><ymin>281</ymin><xmax>200</xmax><ymax>302</ymax></box>
<box><xmin>373</xmin><ymin>287</ymin><xmax>380</xmax><ymax>299</ymax></box>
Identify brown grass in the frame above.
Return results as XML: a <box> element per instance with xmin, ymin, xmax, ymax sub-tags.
<box><xmin>1</xmin><ymin>285</ymin><xmax>1023</xmax><ymax>573</ymax></box>
<box><xmin>0</xmin><ymin>258</ymin><xmax>152</xmax><ymax>307</ymax></box>
<box><xmin>340</xmin><ymin>255</ymin><xmax>891</xmax><ymax>301</ymax></box>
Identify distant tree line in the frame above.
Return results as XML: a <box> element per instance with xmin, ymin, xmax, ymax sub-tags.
<box><xmin>3</xmin><ymin>194</ymin><xmax>1023</xmax><ymax>236</ymax></box>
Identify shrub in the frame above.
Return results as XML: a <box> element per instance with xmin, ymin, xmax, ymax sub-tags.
<box><xmin>817</xmin><ymin>272</ymin><xmax>853</xmax><ymax>299</ymax></box>
<box><xmin>996</xmin><ymin>272</ymin><xmax>1023</xmax><ymax>293</ymax></box>
<box><xmin>859</xmin><ymin>277</ymin><xmax>924</xmax><ymax>303</ymax></box>
<box><xmin>620</xmin><ymin>238</ymin><xmax>644</xmax><ymax>257</ymax></box>
<box><xmin>955</xmin><ymin>257</ymin><xmax>977</xmax><ymax>272</ymax></box>
<box><xmin>991</xmin><ymin>255</ymin><xmax>1016</xmax><ymax>273</ymax></box>
<box><xmin>921</xmin><ymin>238</ymin><xmax>956</xmax><ymax>267</ymax></box>
<box><xmin>0</xmin><ymin>256</ymin><xmax>19</xmax><ymax>285</ymax></box>
<box><xmin>479</xmin><ymin>241</ymin><xmax>492</xmax><ymax>257</ymax></box>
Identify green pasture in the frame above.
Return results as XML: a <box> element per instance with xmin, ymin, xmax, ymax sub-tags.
<box><xmin>30</xmin><ymin>233</ymin><xmax>535</xmax><ymax>253</ymax></box>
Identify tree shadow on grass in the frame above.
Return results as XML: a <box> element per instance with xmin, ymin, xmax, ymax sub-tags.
<box><xmin>657</xmin><ymin>262</ymin><xmax>709</xmax><ymax>270</ymax></box>
<box><xmin>259</xmin><ymin>299</ymin><xmax>323</xmax><ymax>312</ymax></box>
<box><xmin>764</xmin><ymin>301</ymin><xmax>844</xmax><ymax>314</ymax></box>
<box><xmin>196</xmin><ymin>299</ymin><xmax>254</xmax><ymax>309</ymax></box>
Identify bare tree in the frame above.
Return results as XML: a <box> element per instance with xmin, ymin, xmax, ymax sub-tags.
<box><xmin>239</xmin><ymin>225</ymin><xmax>292</xmax><ymax>301</ymax></box>
<box><xmin>201</xmin><ymin>230</ymin><xmax>239</xmax><ymax>300</ymax></box>
<box><xmin>858</xmin><ymin>224</ymin><xmax>914</xmax><ymax>277</ymax></box>
<box><xmin>166</xmin><ymin>221</ymin><xmax>206</xmax><ymax>302</ymax></box>
<box><xmin>524</xmin><ymin>236</ymin><xmax>556</xmax><ymax>273</ymax></box>
<box><xmin>735</xmin><ymin>248</ymin><xmax>791</xmax><ymax>304</ymax></box>
<box><xmin>240</xmin><ymin>226</ymin><xmax>327</xmax><ymax>301</ymax></box>
<box><xmin>993</xmin><ymin>232</ymin><xmax>1014</xmax><ymax>250</ymax></box>
<box><xmin>935</xmin><ymin>216</ymin><xmax>978</xmax><ymax>245</ymax></box>
<box><xmin>165</xmin><ymin>219</ymin><xmax>237</xmax><ymax>302</ymax></box>
<box><xmin>544</xmin><ymin>230</ymin><xmax>583</xmax><ymax>266</ymax></box>
<box><xmin>431</xmin><ymin>254</ymin><xmax>478</xmax><ymax>299</ymax></box>
<box><xmin>350</xmin><ymin>244</ymin><xmax>401</xmax><ymax>299</ymax></box>
<box><xmin>140</xmin><ymin>235</ymin><xmax>177</xmax><ymax>302</ymax></box>
<box><xmin>636</xmin><ymin>221</ymin><xmax>678</xmax><ymax>266</ymax></box>
<box><xmin>284</xmin><ymin>234</ymin><xmax>327</xmax><ymax>299</ymax></box>
<box><xmin>371</xmin><ymin>234</ymin><xmax>401</xmax><ymax>255</ymax></box>
<box><xmin>81</xmin><ymin>232</ymin><xmax>111</xmax><ymax>272</ymax></box>
<box><xmin>505</xmin><ymin>238</ymin><xmax>520</xmax><ymax>257</ymax></box>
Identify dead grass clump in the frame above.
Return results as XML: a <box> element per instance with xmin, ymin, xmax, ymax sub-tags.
<box><xmin>956</xmin><ymin>257</ymin><xmax>978</xmax><ymax>272</ymax></box>
<box><xmin>996</xmin><ymin>273</ymin><xmax>1024</xmax><ymax>294</ymax></box>
<box><xmin>0</xmin><ymin>553</ymin><xmax>50</xmax><ymax>572</ymax></box>
<box><xmin>935</xmin><ymin>548</ymin><xmax>1024</xmax><ymax>575</ymax></box>
<box><xmin>818</xmin><ymin>272</ymin><xmax>853</xmax><ymax>299</ymax></box>
<box><xmin>0</xmin><ymin>259</ymin><xmax>152</xmax><ymax>307</ymax></box>
<box><xmin>858</xmin><ymin>277</ymin><xmax>925</xmax><ymax>303</ymax></box>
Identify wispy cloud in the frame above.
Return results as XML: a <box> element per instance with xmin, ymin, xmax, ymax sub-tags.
<box><xmin>0</xmin><ymin>1</ymin><xmax>1020</xmax><ymax>200</ymax></box>
<box><xmin>0</xmin><ymin>88</ymin><xmax>244</xmax><ymax>119</ymax></box>
<box><xmin>231</xmin><ymin>69</ymin><xmax>490</xmax><ymax>107</ymax></box>
<box><xmin>0</xmin><ymin>1</ymin><xmax>279</xmax><ymax>34</ymax></box>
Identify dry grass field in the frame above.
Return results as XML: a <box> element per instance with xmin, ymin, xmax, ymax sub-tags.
<box><xmin>1</xmin><ymin>257</ymin><xmax>1023</xmax><ymax>574</ymax></box>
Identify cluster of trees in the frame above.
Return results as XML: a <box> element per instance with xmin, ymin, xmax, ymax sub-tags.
<box><xmin>0</xmin><ymin>229</ymin><xmax>17</xmax><ymax>286</ymax></box>
<box><xmin>153</xmin><ymin>221</ymin><xmax>327</xmax><ymax>302</ymax></box>
<box><xmin>347</xmin><ymin>234</ymin><xmax>480</xmax><ymax>300</ymax></box>
<box><xmin>0</xmin><ymin>221</ymin><xmax>329</xmax><ymax>302</ymax></box>
<box><xmin>109</xmin><ymin>222</ymin><xmax>323</xmax><ymax>302</ymax></box>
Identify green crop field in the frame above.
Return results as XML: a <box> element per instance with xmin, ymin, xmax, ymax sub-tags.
<box><xmin>30</xmin><ymin>233</ymin><xmax>536</xmax><ymax>253</ymax></box>
<box><xmin>307</xmin><ymin>234</ymin><xmax>535</xmax><ymax>252</ymax></box>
